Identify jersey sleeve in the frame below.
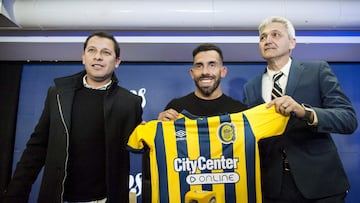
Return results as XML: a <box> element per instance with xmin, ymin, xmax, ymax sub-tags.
<box><xmin>127</xmin><ymin>120</ymin><xmax>158</xmax><ymax>152</ymax></box>
<box><xmin>243</xmin><ymin>103</ymin><xmax>290</xmax><ymax>140</ymax></box>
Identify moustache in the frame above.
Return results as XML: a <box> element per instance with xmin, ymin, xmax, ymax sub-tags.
<box><xmin>199</xmin><ymin>74</ymin><xmax>215</xmax><ymax>80</ymax></box>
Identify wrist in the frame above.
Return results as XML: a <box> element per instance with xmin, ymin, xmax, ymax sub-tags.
<box><xmin>301</xmin><ymin>103</ymin><xmax>314</xmax><ymax>122</ymax></box>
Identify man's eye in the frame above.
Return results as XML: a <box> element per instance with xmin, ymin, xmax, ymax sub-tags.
<box><xmin>103</xmin><ymin>51</ymin><xmax>112</xmax><ymax>56</ymax></box>
<box><xmin>272</xmin><ymin>32</ymin><xmax>281</xmax><ymax>38</ymax></box>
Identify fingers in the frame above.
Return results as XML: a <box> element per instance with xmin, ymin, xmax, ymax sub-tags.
<box><xmin>266</xmin><ymin>100</ymin><xmax>275</xmax><ymax>108</ymax></box>
<box><xmin>279</xmin><ymin>103</ymin><xmax>291</xmax><ymax>116</ymax></box>
<box><xmin>157</xmin><ymin>108</ymin><xmax>179</xmax><ymax>121</ymax></box>
<box><xmin>269</xmin><ymin>95</ymin><xmax>298</xmax><ymax>116</ymax></box>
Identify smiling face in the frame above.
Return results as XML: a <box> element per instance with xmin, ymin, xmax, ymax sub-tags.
<box><xmin>259</xmin><ymin>22</ymin><xmax>296</xmax><ymax>64</ymax></box>
<box><xmin>190</xmin><ymin>50</ymin><xmax>227</xmax><ymax>99</ymax></box>
<box><xmin>82</xmin><ymin>36</ymin><xmax>121</xmax><ymax>88</ymax></box>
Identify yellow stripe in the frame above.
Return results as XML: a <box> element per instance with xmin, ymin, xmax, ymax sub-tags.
<box><xmin>162</xmin><ymin>122</ymin><xmax>181</xmax><ymax>202</ymax></box>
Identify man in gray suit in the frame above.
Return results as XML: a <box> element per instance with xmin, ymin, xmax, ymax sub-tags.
<box><xmin>243</xmin><ymin>16</ymin><xmax>357</xmax><ymax>203</ymax></box>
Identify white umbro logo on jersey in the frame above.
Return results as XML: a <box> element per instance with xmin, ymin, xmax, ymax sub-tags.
<box><xmin>176</xmin><ymin>130</ymin><xmax>186</xmax><ymax>141</ymax></box>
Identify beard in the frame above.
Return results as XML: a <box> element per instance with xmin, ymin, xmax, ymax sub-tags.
<box><xmin>194</xmin><ymin>74</ymin><xmax>221</xmax><ymax>96</ymax></box>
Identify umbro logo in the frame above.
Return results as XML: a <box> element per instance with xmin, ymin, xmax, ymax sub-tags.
<box><xmin>175</xmin><ymin>130</ymin><xmax>187</xmax><ymax>141</ymax></box>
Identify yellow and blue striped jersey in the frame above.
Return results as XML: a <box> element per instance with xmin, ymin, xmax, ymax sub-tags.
<box><xmin>127</xmin><ymin>104</ymin><xmax>289</xmax><ymax>203</ymax></box>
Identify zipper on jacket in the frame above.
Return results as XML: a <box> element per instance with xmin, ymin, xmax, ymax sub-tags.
<box><xmin>57</xmin><ymin>94</ymin><xmax>70</xmax><ymax>202</ymax></box>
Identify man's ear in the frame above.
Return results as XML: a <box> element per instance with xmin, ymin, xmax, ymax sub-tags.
<box><xmin>189</xmin><ymin>68</ymin><xmax>195</xmax><ymax>79</ymax></box>
<box><xmin>115</xmin><ymin>57</ymin><xmax>121</xmax><ymax>68</ymax></box>
<box><xmin>290</xmin><ymin>38</ymin><xmax>296</xmax><ymax>50</ymax></box>
<box><xmin>221</xmin><ymin>66</ymin><xmax>228</xmax><ymax>78</ymax></box>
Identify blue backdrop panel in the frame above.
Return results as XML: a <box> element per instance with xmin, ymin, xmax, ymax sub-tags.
<box><xmin>14</xmin><ymin>62</ymin><xmax>360</xmax><ymax>203</ymax></box>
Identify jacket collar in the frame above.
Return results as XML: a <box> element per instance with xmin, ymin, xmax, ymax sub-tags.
<box><xmin>54</xmin><ymin>70</ymin><xmax>119</xmax><ymax>91</ymax></box>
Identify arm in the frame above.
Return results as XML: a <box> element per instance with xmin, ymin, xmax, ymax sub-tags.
<box><xmin>313</xmin><ymin>61</ymin><xmax>357</xmax><ymax>134</ymax></box>
<box><xmin>267</xmin><ymin>61</ymin><xmax>357</xmax><ymax>134</ymax></box>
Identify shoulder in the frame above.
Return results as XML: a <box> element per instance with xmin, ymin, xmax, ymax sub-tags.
<box><xmin>294</xmin><ymin>60</ymin><xmax>330</xmax><ymax>70</ymax></box>
<box><xmin>244</xmin><ymin>74</ymin><xmax>263</xmax><ymax>89</ymax></box>
<box><xmin>168</xmin><ymin>92</ymin><xmax>195</xmax><ymax>103</ymax></box>
<box><xmin>54</xmin><ymin>70</ymin><xmax>85</xmax><ymax>83</ymax></box>
<box><xmin>164</xmin><ymin>92</ymin><xmax>195</xmax><ymax>111</ymax></box>
<box><xmin>111</xmin><ymin>86</ymin><xmax>143</xmax><ymax>108</ymax></box>
<box><xmin>115</xmin><ymin>85</ymin><xmax>141</xmax><ymax>100</ymax></box>
<box><xmin>54</xmin><ymin>70</ymin><xmax>85</xmax><ymax>89</ymax></box>
<box><xmin>221</xmin><ymin>94</ymin><xmax>241</xmax><ymax>103</ymax></box>
<box><xmin>112</xmin><ymin>86</ymin><xmax>143</xmax><ymax>111</ymax></box>
<box><xmin>220</xmin><ymin>94</ymin><xmax>248</xmax><ymax>110</ymax></box>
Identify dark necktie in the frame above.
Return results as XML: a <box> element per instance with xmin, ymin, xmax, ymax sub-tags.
<box><xmin>271</xmin><ymin>72</ymin><xmax>284</xmax><ymax>100</ymax></box>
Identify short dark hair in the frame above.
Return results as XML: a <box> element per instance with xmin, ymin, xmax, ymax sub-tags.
<box><xmin>192</xmin><ymin>43</ymin><xmax>224</xmax><ymax>62</ymax></box>
<box><xmin>83</xmin><ymin>31</ymin><xmax>120</xmax><ymax>58</ymax></box>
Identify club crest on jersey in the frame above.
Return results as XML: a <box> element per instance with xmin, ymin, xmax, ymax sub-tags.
<box><xmin>217</xmin><ymin>122</ymin><xmax>236</xmax><ymax>144</ymax></box>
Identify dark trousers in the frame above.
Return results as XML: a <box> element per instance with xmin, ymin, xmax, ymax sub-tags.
<box><xmin>263</xmin><ymin>170</ymin><xmax>347</xmax><ymax>203</ymax></box>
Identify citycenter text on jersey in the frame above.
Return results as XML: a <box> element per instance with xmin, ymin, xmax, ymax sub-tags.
<box><xmin>174</xmin><ymin>156</ymin><xmax>239</xmax><ymax>174</ymax></box>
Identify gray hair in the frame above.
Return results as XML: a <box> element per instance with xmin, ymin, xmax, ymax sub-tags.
<box><xmin>258</xmin><ymin>16</ymin><xmax>296</xmax><ymax>39</ymax></box>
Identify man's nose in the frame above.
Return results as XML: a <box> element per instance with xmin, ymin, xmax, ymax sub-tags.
<box><xmin>93</xmin><ymin>51</ymin><xmax>103</xmax><ymax>60</ymax></box>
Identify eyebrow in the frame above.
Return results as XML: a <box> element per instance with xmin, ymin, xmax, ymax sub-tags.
<box><xmin>86</xmin><ymin>46</ymin><xmax>113</xmax><ymax>52</ymax></box>
<box><xmin>261</xmin><ymin>29</ymin><xmax>281</xmax><ymax>35</ymax></box>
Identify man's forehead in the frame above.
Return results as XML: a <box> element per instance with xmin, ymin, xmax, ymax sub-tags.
<box><xmin>87</xmin><ymin>38</ymin><xmax>114</xmax><ymax>50</ymax></box>
<box><xmin>195</xmin><ymin>51</ymin><xmax>220</xmax><ymax>60</ymax></box>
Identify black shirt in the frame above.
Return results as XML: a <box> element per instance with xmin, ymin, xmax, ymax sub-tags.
<box><xmin>165</xmin><ymin>92</ymin><xmax>248</xmax><ymax>116</ymax></box>
<box><xmin>64</xmin><ymin>87</ymin><xmax>106</xmax><ymax>201</ymax></box>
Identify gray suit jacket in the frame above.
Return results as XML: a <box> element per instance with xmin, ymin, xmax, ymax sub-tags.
<box><xmin>243</xmin><ymin>60</ymin><xmax>357</xmax><ymax>199</ymax></box>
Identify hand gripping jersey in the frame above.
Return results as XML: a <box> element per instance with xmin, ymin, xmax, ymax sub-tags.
<box><xmin>127</xmin><ymin>104</ymin><xmax>289</xmax><ymax>203</ymax></box>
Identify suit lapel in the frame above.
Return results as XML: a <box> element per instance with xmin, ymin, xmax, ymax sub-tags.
<box><xmin>247</xmin><ymin>75</ymin><xmax>265</xmax><ymax>107</ymax></box>
<box><xmin>57</xmin><ymin>88</ymin><xmax>75</xmax><ymax>130</ymax></box>
<box><xmin>285</xmin><ymin>60</ymin><xmax>304</xmax><ymax>96</ymax></box>
<box><xmin>255</xmin><ymin>76</ymin><xmax>265</xmax><ymax>103</ymax></box>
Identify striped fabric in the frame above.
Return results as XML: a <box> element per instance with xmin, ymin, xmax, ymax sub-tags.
<box><xmin>271</xmin><ymin>72</ymin><xmax>284</xmax><ymax>100</ymax></box>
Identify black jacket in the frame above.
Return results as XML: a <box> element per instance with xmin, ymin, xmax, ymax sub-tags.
<box><xmin>3</xmin><ymin>71</ymin><xmax>143</xmax><ymax>203</ymax></box>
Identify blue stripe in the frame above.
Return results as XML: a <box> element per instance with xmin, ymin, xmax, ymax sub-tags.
<box><xmin>197</xmin><ymin>117</ymin><xmax>212</xmax><ymax>192</ymax></box>
<box><xmin>243</xmin><ymin>115</ymin><xmax>256</xmax><ymax>203</ymax></box>
<box><xmin>154</xmin><ymin>122</ymin><xmax>169</xmax><ymax>203</ymax></box>
<box><xmin>57</xmin><ymin>30</ymin><xmax>360</xmax><ymax>37</ymax></box>
<box><xmin>219</xmin><ymin>114</ymin><xmax>236</xmax><ymax>202</ymax></box>
<box><xmin>174</xmin><ymin>118</ymin><xmax>189</xmax><ymax>202</ymax></box>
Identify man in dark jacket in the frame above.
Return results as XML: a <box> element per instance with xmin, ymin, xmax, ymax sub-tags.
<box><xmin>243</xmin><ymin>16</ymin><xmax>357</xmax><ymax>202</ymax></box>
<box><xmin>2</xmin><ymin>32</ymin><xmax>143</xmax><ymax>203</ymax></box>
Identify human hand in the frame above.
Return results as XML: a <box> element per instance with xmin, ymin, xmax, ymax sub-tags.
<box><xmin>266</xmin><ymin>95</ymin><xmax>306</xmax><ymax>118</ymax></box>
<box><xmin>157</xmin><ymin>108</ymin><xmax>179</xmax><ymax>121</ymax></box>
